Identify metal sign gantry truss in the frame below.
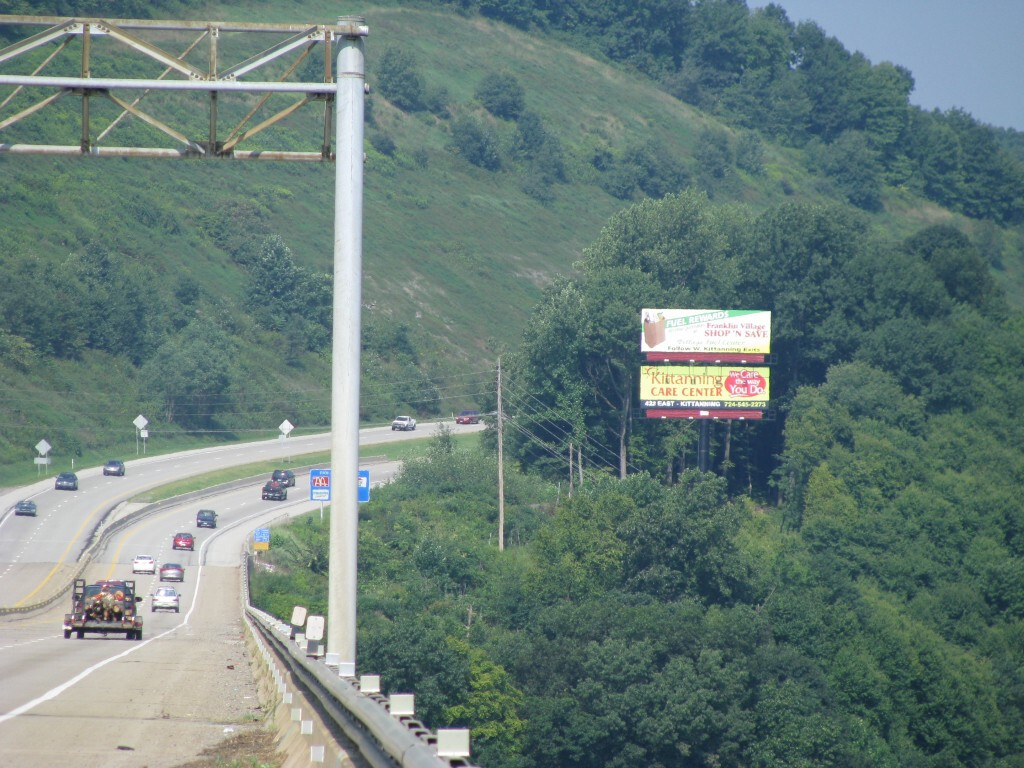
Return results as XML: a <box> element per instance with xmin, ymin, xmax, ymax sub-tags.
<box><xmin>0</xmin><ymin>15</ymin><xmax>368</xmax><ymax>160</ymax></box>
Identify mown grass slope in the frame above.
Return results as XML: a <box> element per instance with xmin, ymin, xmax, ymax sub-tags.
<box><xmin>0</xmin><ymin>1</ymin><xmax>1021</xmax><ymax>482</ymax></box>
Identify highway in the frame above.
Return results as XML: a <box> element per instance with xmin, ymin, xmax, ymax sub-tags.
<box><xmin>0</xmin><ymin>420</ymin><xmax>478</xmax><ymax>767</ymax></box>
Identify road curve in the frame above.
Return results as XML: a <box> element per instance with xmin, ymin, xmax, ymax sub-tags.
<box><xmin>0</xmin><ymin>420</ymin><xmax>482</xmax><ymax>766</ymax></box>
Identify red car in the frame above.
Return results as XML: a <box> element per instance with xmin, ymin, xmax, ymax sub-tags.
<box><xmin>456</xmin><ymin>410</ymin><xmax>481</xmax><ymax>424</ymax></box>
<box><xmin>172</xmin><ymin>532</ymin><xmax>194</xmax><ymax>551</ymax></box>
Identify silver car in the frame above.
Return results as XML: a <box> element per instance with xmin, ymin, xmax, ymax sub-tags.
<box><xmin>151</xmin><ymin>586</ymin><xmax>180</xmax><ymax>613</ymax></box>
<box><xmin>159</xmin><ymin>563</ymin><xmax>185</xmax><ymax>582</ymax></box>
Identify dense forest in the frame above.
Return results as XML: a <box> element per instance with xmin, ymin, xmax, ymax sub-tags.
<box><xmin>253</xmin><ymin>189</ymin><xmax>1024</xmax><ymax>768</ymax></box>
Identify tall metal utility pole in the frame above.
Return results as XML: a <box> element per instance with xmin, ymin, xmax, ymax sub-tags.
<box><xmin>327</xmin><ymin>19</ymin><xmax>365</xmax><ymax>675</ymax></box>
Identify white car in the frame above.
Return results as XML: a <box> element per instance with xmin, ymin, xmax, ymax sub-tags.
<box><xmin>151</xmin><ymin>586</ymin><xmax>180</xmax><ymax>613</ymax></box>
<box><xmin>132</xmin><ymin>555</ymin><xmax>156</xmax><ymax>574</ymax></box>
<box><xmin>391</xmin><ymin>415</ymin><xmax>417</xmax><ymax>431</ymax></box>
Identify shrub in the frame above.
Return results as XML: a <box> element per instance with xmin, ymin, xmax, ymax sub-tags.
<box><xmin>475</xmin><ymin>72</ymin><xmax>526</xmax><ymax>120</ymax></box>
<box><xmin>369</xmin><ymin>130</ymin><xmax>397</xmax><ymax>157</ymax></box>
<box><xmin>449</xmin><ymin>115</ymin><xmax>502</xmax><ymax>171</ymax></box>
<box><xmin>377</xmin><ymin>46</ymin><xmax>424</xmax><ymax>112</ymax></box>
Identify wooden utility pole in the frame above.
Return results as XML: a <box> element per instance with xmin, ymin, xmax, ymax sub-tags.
<box><xmin>497</xmin><ymin>357</ymin><xmax>505</xmax><ymax>551</ymax></box>
<box><xmin>568</xmin><ymin>442</ymin><xmax>574</xmax><ymax>495</ymax></box>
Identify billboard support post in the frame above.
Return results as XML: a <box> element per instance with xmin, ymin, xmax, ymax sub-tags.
<box><xmin>698</xmin><ymin>420</ymin><xmax>710</xmax><ymax>472</ymax></box>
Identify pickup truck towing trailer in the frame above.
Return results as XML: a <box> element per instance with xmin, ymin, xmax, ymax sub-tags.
<box><xmin>63</xmin><ymin>578</ymin><xmax>144</xmax><ymax>640</ymax></box>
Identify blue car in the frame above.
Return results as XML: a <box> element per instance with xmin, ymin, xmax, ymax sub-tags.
<box><xmin>14</xmin><ymin>500</ymin><xmax>37</xmax><ymax>516</ymax></box>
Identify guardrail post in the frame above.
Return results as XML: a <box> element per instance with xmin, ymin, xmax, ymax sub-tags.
<box><xmin>389</xmin><ymin>693</ymin><xmax>415</xmax><ymax>716</ymax></box>
<box><xmin>437</xmin><ymin>729</ymin><xmax>471</xmax><ymax>759</ymax></box>
<box><xmin>359</xmin><ymin>674</ymin><xmax>380</xmax><ymax>693</ymax></box>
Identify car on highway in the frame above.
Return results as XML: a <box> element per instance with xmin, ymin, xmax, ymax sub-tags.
<box><xmin>455</xmin><ymin>409</ymin><xmax>481</xmax><ymax>424</ymax></box>
<box><xmin>150</xmin><ymin>586</ymin><xmax>180</xmax><ymax>612</ymax></box>
<box><xmin>272</xmin><ymin>468</ymin><xmax>296</xmax><ymax>487</ymax></box>
<box><xmin>262</xmin><ymin>480</ymin><xmax>288</xmax><ymax>501</ymax></box>
<box><xmin>103</xmin><ymin>459</ymin><xmax>126</xmax><ymax>476</ymax></box>
<box><xmin>54</xmin><ymin>472</ymin><xmax>79</xmax><ymax>491</ymax></box>
<box><xmin>132</xmin><ymin>555</ymin><xmax>157</xmax><ymax>574</ymax></box>
<box><xmin>159</xmin><ymin>563</ymin><xmax>185</xmax><ymax>582</ymax></box>
<box><xmin>196</xmin><ymin>509</ymin><xmax>218</xmax><ymax>528</ymax></box>
<box><xmin>391</xmin><ymin>415</ymin><xmax>417</xmax><ymax>431</ymax></box>
<box><xmin>13</xmin><ymin>499</ymin><xmax>38</xmax><ymax>516</ymax></box>
<box><xmin>172</xmin><ymin>532</ymin><xmax>195</xmax><ymax>551</ymax></box>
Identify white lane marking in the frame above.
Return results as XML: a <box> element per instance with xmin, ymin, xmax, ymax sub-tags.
<box><xmin>0</xmin><ymin>621</ymin><xmax>176</xmax><ymax>724</ymax></box>
<box><xmin>0</xmin><ymin>502</ymin><xmax>287</xmax><ymax>722</ymax></box>
<box><xmin>0</xmin><ymin>634</ymin><xmax>62</xmax><ymax>652</ymax></box>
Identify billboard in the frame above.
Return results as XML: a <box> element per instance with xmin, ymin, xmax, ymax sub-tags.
<box><xmin>642</xmin><ymin>309</ymin><xmax>771</xmax><ymax>355</ymax></box>
<box><xmin>639</xmin><ymin>365</ymin><xmax>770</xmax><ymax>409</ymax></box>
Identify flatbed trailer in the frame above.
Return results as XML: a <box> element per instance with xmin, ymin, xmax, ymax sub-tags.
<box><xmin>63</xmin><ymin>578</ymin><xmax>144</xmax><ymax>640</ymax></box>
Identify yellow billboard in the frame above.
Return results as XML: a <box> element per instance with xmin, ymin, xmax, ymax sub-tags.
<box><xmin>639</xmin><ymin>365</ymin><xmax>770</xmax><ymax>409</ymax></box>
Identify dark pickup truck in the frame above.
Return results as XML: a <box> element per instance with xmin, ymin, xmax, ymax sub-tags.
<box><xmin>262</xmin><ymin>480</ymin><xmax>288</xmax><ymax>501</ymax></box>
<box><xmin>64</xmin><ymin>578</ymin><xmax>144</xmax><ymax>640</ymax></box>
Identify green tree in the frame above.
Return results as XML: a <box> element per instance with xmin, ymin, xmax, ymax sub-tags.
<box><xmin>583</xmin><ymin>188</ymin><xmax>742</xmax><ymax>301</ymax></box>
<box><xmin>530</xmin><ymin>487</ymin><xmax>631</xmax><ymax>602</ymax></box>
<box><xmin>444</xmin><ymin>638</ymin><xmax>526</xmax><ymax>765</ymax></box>
<box><xmin>197</xmin><ymin>198</ymin><xmax>271</xmax><ymax>265</ymax></box>
<box><xmin>621</xmin><ymin>470</ymin><xmax>750</xmax><ymax>603</ymax></box>
<box><xmin>750</xmin><ymin>676</ymin><xmax>843</xmax><ymax>767</ymax></box>
<box><xmin>139</xmin><ymin>319</ymin><xmax>235</xmax><ymax>428</ymax></box>
<box><xmin>774</xmin><ymin>385</ymin><xmax>851</xmax><ymax>525</ymax></box>
<box><xmin>358</xmin><ymin>615</ymin><xmax>470</xmax><ymax>727</ymax></box>
<box><xmin>620</xmin><ymin>139</ymin><xmax>690</xmax><ymax>198</ymax></box>
<box><xmin>513</xmin><ymin>110</ymin><xmax>547</xmax><ymax>158</ymax></box>
<box><xmin>902</xmin><ymin>224</ymin><xmax>1001</xmax><ymax>313</ymax></box>
<box><xmin>740</xmin><ymin>202</ymin><xmax>866</xmax><ymax>390</ymax></box>
<box><xmin>449</xmin><ymin>114</ymin><xmax>502</xmax><ymax>170</ymax></box>
<box><xmin>735</xmin><ymin>131</ymin><xmax>765</xmax><ymax>175</ymax></box>
<box><xmin>475</xmin><ymin>72</ymin><xmax>526</xmax><ymax>120</ymax></box>
<box><xmin>376</xmin><ymin>46</ymin><xmax>425</xmax><ymax>112</ymax></box>
<box><xmin>0</xmin><ymin>329</ymin><xmax>36</xmax><ymax>370</ymax></box>
<box><xmin>696</xmin><ymin>126</ymin><xmax>733</xmax><ymax>181</ymax></box>
<box><xmin>820</xmin><ymin>130</ymin><xmax>883</xmax><ymax>211</ymax></box>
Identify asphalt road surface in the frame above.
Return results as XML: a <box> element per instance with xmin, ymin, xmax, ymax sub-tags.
<box><xmin>0</xmin><ymin>420</ymin><xmax>482</xmax><ymax>766</ymax></box>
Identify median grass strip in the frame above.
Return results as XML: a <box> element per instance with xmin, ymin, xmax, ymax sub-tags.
<box><xmin>129</xmin><ymin>431</ymin><xmax>479</xmax><ymax>504</ymax></box>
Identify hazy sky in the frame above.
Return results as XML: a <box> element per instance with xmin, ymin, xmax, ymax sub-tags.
<box><xmin>747</xmin><ymin>0</ymin><xmax>1024</xmax><ymax>131</ymax></box>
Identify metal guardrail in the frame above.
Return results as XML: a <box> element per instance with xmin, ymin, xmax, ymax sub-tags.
<box><xmin>242</xmin><ymin>556</ymin><xmax>479</xmax><ymax>768</ymax></box>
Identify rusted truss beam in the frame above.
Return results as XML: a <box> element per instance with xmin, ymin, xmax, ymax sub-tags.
<box><xmin>0</xmin><ymin>14</ymin><xmax>368</xmax><ymax>160</ymax></box>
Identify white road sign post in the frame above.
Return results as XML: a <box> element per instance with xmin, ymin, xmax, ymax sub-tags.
<box><xmin>34</xmin><ymin>439</ymin><xmax>51</xmax><ymax>475</ymax></box>
<box><xmin>134</xmin><ymin>415</ymin><xmax>148</xmax><ymax>455</ymax></box>
<box><xmin>279</xmin><ymin>419</ymin><xmax>294</xmax><ymax>461</ymax></box>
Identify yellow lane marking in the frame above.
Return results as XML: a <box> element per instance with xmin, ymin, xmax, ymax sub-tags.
<box><xmin>15</xmin><ymin>497</ymin><xmax>176</xmax><ymax>605</ymax></box>
<box><xmin>104</xmin><ymin>520</ymin><xmax>155</xmax><ymax>581</ymax></box>
<box><xmin>14</xmin><ymin>499</ymin><xmax>110</xmax><ymax>607</ymax></box>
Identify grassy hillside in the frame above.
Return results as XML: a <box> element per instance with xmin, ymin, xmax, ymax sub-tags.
<box><xmin>1</xmin><ymin>2</ymin><xmax>1022</xmax><ymax>481</ymax></box>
